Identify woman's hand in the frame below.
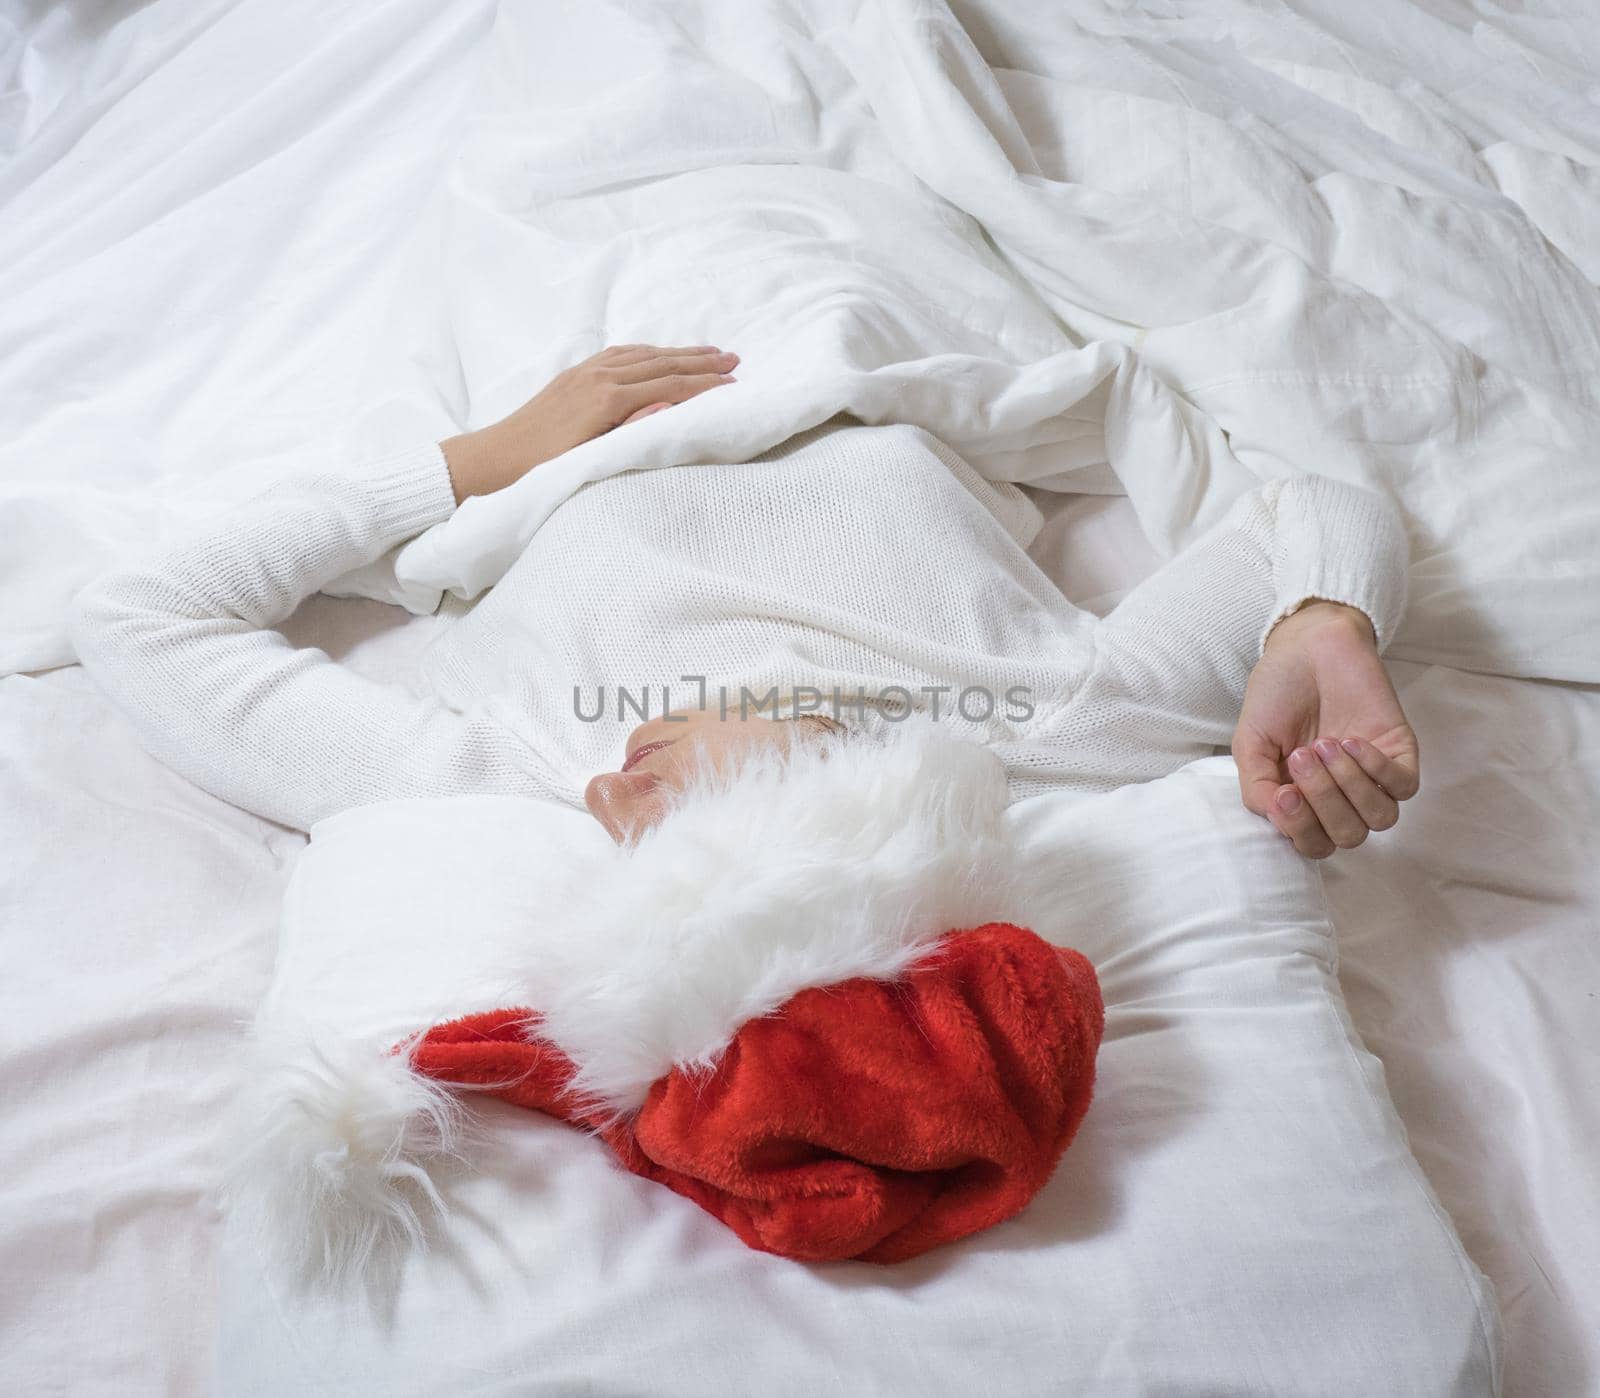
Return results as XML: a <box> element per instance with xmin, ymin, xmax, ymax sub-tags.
<box><xmin>1232</xmin><ymin>600</ymin><xmax>1421</xmax><ymax>859</ymax></box>
<box><xmin>440</xmin><ymin>344</ymin><xmax>739</xmax><ymax>503</ymax></box>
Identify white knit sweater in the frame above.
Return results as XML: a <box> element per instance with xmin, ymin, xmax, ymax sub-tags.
<box><xmin>68</xmin><ymin>419</ymin><xmax>1408</xmax><ymax>833</ymax></box>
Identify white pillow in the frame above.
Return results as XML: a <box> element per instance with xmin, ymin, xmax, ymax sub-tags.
<box><xmin>213</xmin><ymin>757</ymin><xmax>1501</xmax><ymax>1396</ymax></box>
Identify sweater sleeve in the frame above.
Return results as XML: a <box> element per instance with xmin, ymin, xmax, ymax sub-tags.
<box><xmin>67</xmin><ymin>443</ymin><xmax>563</xmax><ymax>833</ymax></box>
<box><xmin>1032</xmin><ymin>474</ymin><xmax>1409</xmax><ymax>787</ymax></box>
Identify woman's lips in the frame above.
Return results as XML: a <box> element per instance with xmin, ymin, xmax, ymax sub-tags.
<box><xmin>620</xmin><ymin>738</ymin><xmax>677</xmax><ymax>774</ymax></box>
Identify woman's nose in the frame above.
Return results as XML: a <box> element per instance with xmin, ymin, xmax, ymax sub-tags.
<box><xmin>584</xmin><ymin>770</ymin><xmax>665</xmax><ymax>844</ymax></box>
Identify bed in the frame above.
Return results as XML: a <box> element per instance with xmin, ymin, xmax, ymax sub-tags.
<box><xmin>2</xmin><ymin>1</ymin><xmax>1596</xmax><ymax>1394</ymax></box>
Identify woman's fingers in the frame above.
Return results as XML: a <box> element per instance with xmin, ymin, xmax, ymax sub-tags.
<box><xmin>621</xmin><ymin>402</ymin><xmax>672</xmax><ymax>425</ymax></box>
<box><xmin>1287</xmin><ymin>744</ymin><xmax>1369</xmax><ymax>849</ymax></box>
<box><xmin>1232</xmin><ymin>724</ymin><xmax>1289</xmax><ymax>820</ymax></box>
<box><xmin>1338</xmin><ymin>735</ymin><xmax>1421</xmax><ymax>802</ymax></box>
<box><xmin>1267</xmin><ymin>734</ymin><xmax>1417</xmax><ymax>862</ymax></box>
<box><xmin>1310</xmin><ymin>737</ymin><xmax>1400</xmax><ymax>832</ymax></box>
<box><xmin>614</xmin><ymin>372</ymin><xmax>734</xmax><ymax>419</ymax></box>
<box><xmin>598</xmin><ymin>344</ymin><xmax>722</xmax><ymax>364</ymax></box>
<box><xmin>1269</xmin><ymin>785</ymin><xmax>1336</xmax><ymax>859</ymax></box>
<box><xmin>612</xmin><ymin>350</ymin><xmax>738</xmax><ymax>383</ymax></box>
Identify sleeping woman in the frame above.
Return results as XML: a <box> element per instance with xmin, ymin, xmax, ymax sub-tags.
<box><xmin>68</xmin><ymin>343</ymin><xmax>1421</xmax><ymax>860</ymax></box>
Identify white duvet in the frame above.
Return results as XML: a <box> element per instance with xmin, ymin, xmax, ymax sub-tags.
<box><xmin>6</xmin><ymin>0</ymin><xmax>1600</xmax><ymax>686</ymax></box>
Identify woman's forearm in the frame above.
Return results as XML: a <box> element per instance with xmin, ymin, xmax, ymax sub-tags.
<box><xmin>1035</xmin><ymin>475</ymin><xmax>1409</xmax><ymax>787</ymax></box>
<box><xmin>1102</xmin><ymin>475</ymin><xmax>1404</xmax><ymax>697</ymax></box>
<box><xmin>65</xmin><ymin>444</ymin><xmax>557</xmax><ymax>830</ymax></box>
<box><xmin>1255</xmin><ymin>475</ymin><xmax>1408</xmax><ymax>658</ymax></box>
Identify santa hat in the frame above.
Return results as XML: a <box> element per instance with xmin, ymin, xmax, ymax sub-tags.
<box><xmin>226</xmin><ymin>718</ymin><xmax>1104</xmax><ymax>1276</ymax></box>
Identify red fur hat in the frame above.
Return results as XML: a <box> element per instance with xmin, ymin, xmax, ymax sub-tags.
<box><xmin>408</xmin><ymin>919</ymin><xmax>1102</xmax><ymax>1264</ymax></box>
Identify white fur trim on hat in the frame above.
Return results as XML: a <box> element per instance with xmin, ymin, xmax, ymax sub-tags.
<box><xmin>220</xmin><ymin>1024</ymin><xmax>473</xmax><ymax>1288</ymax></box>
<box><xmin>520</xmin><ymin>715</ymin><xmax>1017</xmax><ymax>1129</ymax></box>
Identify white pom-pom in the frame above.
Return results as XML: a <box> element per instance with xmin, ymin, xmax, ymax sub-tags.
<box><xmin>221</xmin><ymin>1024</ymin><xmax>470</xmax><ymax>1289</ymax></box>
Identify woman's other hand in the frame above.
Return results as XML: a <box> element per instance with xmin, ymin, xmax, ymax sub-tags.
<box><xmin>440</xmin><ymin>344</ymin><xmax>739</xmax><ymax>503</ymax></box>
<box><xmin>1232</xmin><ymin>600</ymin><xmax>1421</xmax><ymax>859</ymax></box>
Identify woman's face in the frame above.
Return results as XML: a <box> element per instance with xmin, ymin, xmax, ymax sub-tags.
<box><xmin>584</xmin><ymin>710</ymin><xmax>840</xmax><ymax>843</ymax></box>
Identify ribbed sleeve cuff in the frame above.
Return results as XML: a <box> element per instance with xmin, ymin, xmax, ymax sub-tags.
<box><xmin>336</xmin><ymin>441</ymin><xmax>459</xmax><ymax>545</ymax></box>
<box><xmin>1260</xmin><ymin>476</ymin><xmax>1410</xmax><ymax>655</ymax></box>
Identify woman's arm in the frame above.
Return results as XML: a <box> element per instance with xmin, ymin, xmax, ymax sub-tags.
<box><xmin>1095</xmin><ymin>473</ymin><xmax>1409</xmax><ymax>690</ymax></box>
<box><xmin>68</xmin><ymin>344</ymin><xmax>740</xmax><ymax>833</ymax></box>
<box><xmin>68</xmin><ymin>443</ymin><xmax>565</xmax><ymax>832</ymax></box>
<box><xmin>1037</xmin><ymin>475</ymin><xmax>1417</xmax><ymax>850</ymax></box>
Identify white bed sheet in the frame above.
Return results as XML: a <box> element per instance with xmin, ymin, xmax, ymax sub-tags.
<box><xmin>1</xmin><ymin>1</ymin><xmax>1597</xmax><ymax>1395</ymax></box>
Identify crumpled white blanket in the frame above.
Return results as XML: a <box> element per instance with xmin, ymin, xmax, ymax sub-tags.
<box><xmin>6</xmin><ymin>0</ymin><xmax>1598</xmax><ymax>681</ymax></box>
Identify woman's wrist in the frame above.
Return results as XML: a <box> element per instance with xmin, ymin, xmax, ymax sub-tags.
<box><xmin>439</xmin><ymin>427</ymin><xmax>508</xmax><ymax>506</ymax></box>
<box><xmin>1264</xmin><ymin>598</ymin><xmax>1376</xmax><ymax>654</ymax></box>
